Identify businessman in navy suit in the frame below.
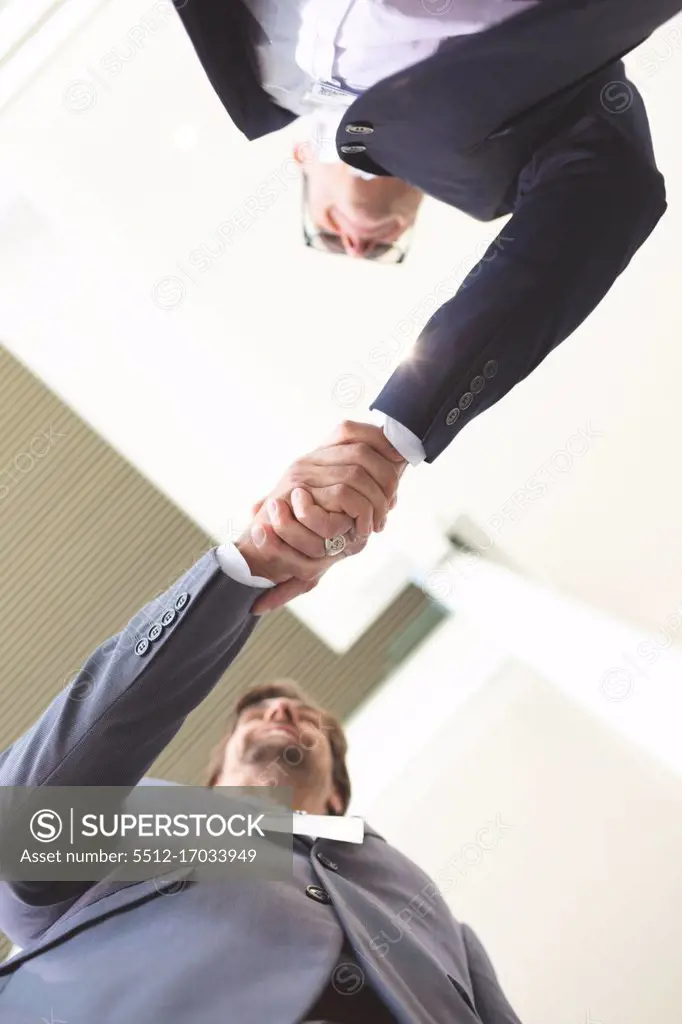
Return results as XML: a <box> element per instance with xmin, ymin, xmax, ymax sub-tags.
<box><xmin>173</xmin><ymin>0</ymin><xmax>678</xmax><ymax>471</ymax></box>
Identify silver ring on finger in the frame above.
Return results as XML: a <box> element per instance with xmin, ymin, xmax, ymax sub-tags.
<box><xmin>324</xmin><ymin>535</ymin><xmax>347</xmax><ymax>557</ymax></box>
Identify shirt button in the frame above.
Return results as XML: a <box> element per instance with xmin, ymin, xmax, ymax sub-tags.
<box><xmin>483</xmin><ymin>359</ymin><xmax>498</xmax><ymax>379</ymax></box>
<box><xmin>345</xmin><ymin>123</ymin><xmax>374</xmax><ymax>135</ymax></box>
<box><xmin>161</xmin><ymin>608</ymin><xmax>176</xmax><ymax>628</ymax></box>
<box><xmin>134</xmin><ymin>637</ymin><xmax>150</xmax><ymax>657</ymax></box>
<box><xmin>470</xmin><ymin>375</ymin><xmax>485</xmax><ymax>394</ymax></box>
<box><xmin>339</xmin><ymin>144</ymin><xmax>367</xmax><ymax>155</ymax></box>
<box><xmin>175</xmin><ymin>592</ymin><xmax>190</xmax><ymax>611</ymax></box>
<box><xmin>148</xmin><ymin>622</ymin><xmax>163</xmax><ymax>642</ymax></box>
<box><xmin>306</xmin><ymin>884</ymin><xmax>332</xmax><ymax>905</ymax></box>
<box><xmin>316</xmin><ymin>853</ymin><xmax>339</xmax><ymax>871</ymax></box>
<box><xmin>445</xmin><ymin>408</ymin><xmax>460</xmax><ymax>426</ymax></box>
<box><xmin>459</xmin><ymin>392</ymin><xmax>474</xmax><ymax>411</ymax></box>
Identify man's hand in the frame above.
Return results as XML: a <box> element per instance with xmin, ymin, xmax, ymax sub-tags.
<box><xmin>240</xmin><ymin>422</ymin><xmax>407</xmax><ymax>614</ymax></box>
<box><xmin>258</xmin><ymin>420</ymin><xmax>407</xmax><ymax>539</ymax></box>
<box><xmin>237</xmin><ymin>492</ymin><xmax>351</xmax><ymax>614</ymax></box>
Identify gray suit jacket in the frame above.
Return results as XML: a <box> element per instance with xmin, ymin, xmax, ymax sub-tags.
<box><xmin>0</xmin><ymin>550</ymin><xmax>521</xmax><ymax>1023</ymax></box>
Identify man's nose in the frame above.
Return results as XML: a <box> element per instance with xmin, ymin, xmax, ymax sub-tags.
<box><xmin>339</xmin><ymin>219</ymin><xmax>402</xmax><ymax>258</ymax></box>
<box><xmin>266</xmin><ymin>699</ymin><xmax>297</xmax><ymax>724</ymax></box>
<box><xmin>340</xmin><ymin>232</ymin><xmax>377</xmax><ymax>258</ymax></box>
<box><xmin>331</xmin><ymin>208</ymin><xmax>401</xmax><ymax>252</ymax></box>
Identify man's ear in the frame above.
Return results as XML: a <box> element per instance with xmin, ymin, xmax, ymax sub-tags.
<box><xmin>293</xmin><ymin>141</ymin><xmax>317</xmax><ymax>167</ymax></box>
<box><xmin>327</xmin><ymin>789</ymin><xmax>344</xmax><ymax>816</ymax></box>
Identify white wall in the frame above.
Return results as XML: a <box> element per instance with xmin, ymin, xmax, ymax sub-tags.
<box><xmin>342</xmin><ymin>554</ymin><xmax>682</xmax><ymax>1024</ymax></box>
<box><xmin>354</xmin><ymin>656</ymin><xmax>682</xmax><ymax>1024</ymax></box>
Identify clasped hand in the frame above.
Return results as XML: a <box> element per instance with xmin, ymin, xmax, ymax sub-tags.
<box><xmin>236</xmin><ymin>421</ymin><xmax>407</xmax><ymax>614</ymax></box>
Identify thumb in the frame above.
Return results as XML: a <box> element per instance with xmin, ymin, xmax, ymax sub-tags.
<box><xmin>251</xmin><ymin>576</ymin><xmax>321</xmax><ymax>615</ymax></box>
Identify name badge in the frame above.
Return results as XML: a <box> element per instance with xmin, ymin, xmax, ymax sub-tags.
<box><xmin>304</xmin><ymin>80</ymin><xmax>358</xmax><ymax>108</ymax></box>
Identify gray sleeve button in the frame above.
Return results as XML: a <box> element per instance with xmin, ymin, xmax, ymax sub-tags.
<box><xmin>316</xmin><ymin>853</ymin><xmax>339</xmax><ymax>871</ymax></box>
<box><xmin>306</xmin><ymin>884</ymin><xmax>332</xmax><ymax>904</ymax></box>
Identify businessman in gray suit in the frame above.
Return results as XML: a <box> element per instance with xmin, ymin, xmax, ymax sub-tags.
<box><xmin>0</xmin><ymin>421</ymin><xmax>519</xmax><ymax>1024</ymax></box>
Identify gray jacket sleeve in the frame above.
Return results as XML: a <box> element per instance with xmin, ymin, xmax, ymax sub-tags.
<box><xmin>0</xmin><ymin>548</ymin><xmax>261</xmax><ymax>936</ymax></box>
<box><xmin>462</xmin><ymin>923</ymin><xmax>523</xmax><ymax>1024</ymax></box>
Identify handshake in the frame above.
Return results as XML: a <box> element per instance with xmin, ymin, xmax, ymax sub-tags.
<box><xmin>237</xmin><ymin>421</ymin><xmax>408</xmax><ymax>614</ymax></box>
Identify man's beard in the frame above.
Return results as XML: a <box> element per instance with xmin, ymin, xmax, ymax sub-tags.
<box><xmin>244</xmin><ymin>737</ymin><xmax>296</xmax><ymax>761</ymax></box>
<box><xmin>244</xmin><ymin>734</ymin><xmax>307</xmax><ymax>767</ymax></box>
<box><xmin>242</xmin><ymin>734</ymin><xmax>324</xmax><ymax>789</ymax></box>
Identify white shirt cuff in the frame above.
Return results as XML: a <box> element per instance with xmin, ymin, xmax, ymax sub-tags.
<box><xmin>216</xmin><ymin>543</ymin><xmax>275</xmax><ymax>589</ymax></box>
<box><xmin>377</xmin><ymin>415</ymin><xmax>426</xmax><ymax>467</ymax></box>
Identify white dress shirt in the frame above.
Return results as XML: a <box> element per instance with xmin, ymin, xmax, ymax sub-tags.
<box><xmin>245</xmin><ymin>0</ymin><xmax>537</xmax><ymax>164</ymax></box>
<box><xmin>216</xmin><ymin>542</ymin><xmax>274</xmax><ymax>589</ymax></box>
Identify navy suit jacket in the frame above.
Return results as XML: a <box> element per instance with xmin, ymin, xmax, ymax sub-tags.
<box><xmin>172</xmin><ymin>0</ymin><xmax>679</xmax><ymax>460</ymax></box>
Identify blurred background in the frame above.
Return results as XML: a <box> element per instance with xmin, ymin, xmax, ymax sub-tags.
<box><xmin>1</xmin><ymin>2</ymin><xmax>682</xmax><ymax>1022</ymax></box>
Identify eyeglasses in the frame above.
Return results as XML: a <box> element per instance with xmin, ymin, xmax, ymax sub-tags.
<box><xmin>301</xmin><ymin>176</ymin><xmax>412</xmax><ymax>264</ymax></box>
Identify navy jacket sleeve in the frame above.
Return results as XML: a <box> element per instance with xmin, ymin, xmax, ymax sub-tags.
<box><xmin>370</xmin><ymin>112</ymin><xmax>666</xmax><ymax>462</ymax></box>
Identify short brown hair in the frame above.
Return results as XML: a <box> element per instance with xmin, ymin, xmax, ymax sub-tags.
<box><xmin>204</xmin><ymin>679</ymin><xmax>351</xmax><ymax>814</ymax></box>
